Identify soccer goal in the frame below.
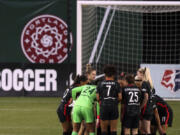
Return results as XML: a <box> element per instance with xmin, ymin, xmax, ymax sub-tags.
<box><xmin>77</xmin><ymin>1</ymin><xmax>180</xmax><ymax>76</ymax></box>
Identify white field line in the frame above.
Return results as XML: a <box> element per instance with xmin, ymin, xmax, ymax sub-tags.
<box><xmin>0</xmin><ymin>108</ymin><xmax>55</xmax><ymax>112</ymax></box>
<box><xmin>0</xmin><ymin>126</ymin><xmax>58</xmax><ymax>129</ymax></box>
<box><xmin>0</xmin><ymin>100</ymin><xmax>59</xmax><ymax>104</ymax></box>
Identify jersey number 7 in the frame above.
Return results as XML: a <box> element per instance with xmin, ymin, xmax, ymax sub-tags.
<box><xmin>106</xmin><ymin>85</ymin><xmax>111</xmax><ymax>96</ymax></box>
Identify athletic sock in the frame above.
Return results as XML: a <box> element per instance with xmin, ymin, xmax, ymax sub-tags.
<box><xmin>68</xmin><ymin>131</ymin><xmax>72</xmax><ymax>135</ymax></box>
<box><xmin>71</xmin><ymin>131</ymin><xmax>78</xmax><ymax>135</ymax></box>
<box><xmin>162</xmin><ymin>134</ymin><xmax>167</xmax><ymax>135</ymax></box>
<box><xmin>111</xmin><ymin>131</ymin><xmax>117</xmax><ymax>135</ymax></box>
<box><xmin>121</xmin><ymin>130</ymin><xmax>124</xmax><ymax>135</ymax></box>
<box><xmin>101</xmin><ymin>132</ymin><xmax>107</xmax><ymax>135</ymax></box>
<box><xmin>151</xmin><ymin>133</ymin><xmax>156</xmax><ymax>135</ymax></box>
<box><xmin>89</xmin><ymin>132</ymin><xmax>95</xmax><ymax>135</ymax></box>
<box><xmin>63</xmin><ymin>132</ymin><xmax>68</xmax><ymax>135</ymax></box>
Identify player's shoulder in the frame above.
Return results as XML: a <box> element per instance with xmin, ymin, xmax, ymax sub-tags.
<box><xmin>154</xmin><ymin>95</ymin><xmax>168</xmax><ymax>105</ymax></box>
<box><xmin>87</xmin><ymin>84</ymin><xmax>96</xmax><ymax>89</ymax></box>
<box><xmin>69</xmin><ymin>85</ymin><xmax>76</xmax><ymax>91</ymax></box>
<box><xmin>142</xmin><ymin>81</ymin><xmax>149</xmax><ymax>86</ymax></box>
<box><xmin>124</xmin><ymin>84</ymin><xmax>139</xmax><ymax>90</ymax></box>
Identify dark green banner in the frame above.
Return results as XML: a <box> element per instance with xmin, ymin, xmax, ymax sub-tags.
<box><xmin>0</xmin><ymin>0</ymin><xmax>76</xmax><ymax>63</ymax></box>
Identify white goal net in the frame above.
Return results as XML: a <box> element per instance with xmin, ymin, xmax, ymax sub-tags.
<box><xmin>77</xmin><ymin>1</ymin><xmax>180</xmax><ymax>76</ymax></box>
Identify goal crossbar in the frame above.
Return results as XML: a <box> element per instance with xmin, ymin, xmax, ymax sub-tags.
<box><xmin>78</xmin><ymin>1</ymin><xmax>180</xmax><ymax>6</ymax></box>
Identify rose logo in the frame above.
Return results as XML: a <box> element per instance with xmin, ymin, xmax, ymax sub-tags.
<box><xmin>21</xmin><ymin>15</ymin><xmax>73</xmax><ymax>63</ymax></box>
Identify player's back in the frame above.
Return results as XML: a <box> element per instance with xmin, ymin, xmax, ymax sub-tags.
<box><xmin>154</xmin><ymin>95</ymin><xmax>173</xmax><ymax>113</ymax></box>
<box><xmin>74</xmin><ymin>85</ymin><xmax>96</xmax><ymax>109</ymax></box>
<box><xmin>61</xmin><ymin>86</ymin><xmax>74</xmax><ymax>104</ymax></box>
<box><xmin>123</xmin><ymin>84</ymin><xmax>141</xmax><ymax>116</ymax></box>
<box><xmin>97</xmin><ymin>80</ymin><xmax>121</xmax><ymax>105</ymax></box>
<box><xmin>141</xmin><ymin>81</ymin><xmax>154</xmax><ymax>115</ymax></box>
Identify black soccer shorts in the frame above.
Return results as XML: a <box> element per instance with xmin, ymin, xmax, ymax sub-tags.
<box><xmin>100</xmin><ymin>104</ymin><xmax>119</xmax><ymax>120</ymax></box>
<box><xmin>151</xmin><ymin>109</ymin><xmax>173</xmax><ymax>127</ymax></box>
<box><xmin>123</xmin><ymin>114</ymin><xmax>140</xmax><ymax>129</ymax></box>
<box><xmin>57</xmin><ymin>103</ymin><xmax>71</xmax><ymax>123</ymax></box>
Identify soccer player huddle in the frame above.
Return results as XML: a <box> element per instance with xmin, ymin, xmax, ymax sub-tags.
<box><xmin>57</xmin><ymin>64</ymin><xmax>173</xmax><ymax>135</ymax></box>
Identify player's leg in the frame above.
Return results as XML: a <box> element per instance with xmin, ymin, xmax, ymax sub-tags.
<box><xmin>131</xmin><ymin>115</ymin><xmax>140</xmax><ymax>135</ymax></box>
<box><xmin>101</xmin><ymin>120</ymin><xmax>109</xmax><ymax>135</ymax></box>
<box><xmin>61</xmin><ymin>121</ymin><xmax>72</xmax><ymax>135</ymax></box>
<box><xmin>78</xmin><ymin>122</ymin><xmax>85</xmax><ymax>135</ymax></box>
<box><xmin>150</xmin><ymin>125</ymin><xmax>157</xmax><ymax>135</ymax></box>
<box><xmin>142</xmin><ymin>119</ymin><xmax>151</xmax><ymax>134</ymax></box>
<box><xmin>57</xmin><ymin>104</ymin><xmax>72</xmax><ymax>135</ymax></box>
<box><xmin>72</xmin><ymin>123</ymin><xmax>81</xmax><ymax>135</ymax></box>
<box><xmin>139</xmin><ymin>120</ymin><xmax>144</xmax><ymax>134</ymax></box>
<box><xmin>150</xmin><ymin>115</ymin><xmax>157</xmax><ymax>135</ymax></box>
<box><xmin>99</xmin><ymin>104</ymin><xmax>110</xmax><ymax>135</ymax></box>
<box><xmin>110</xmin><ymin>119</ymin><xmax>118</xmax><ymax>135</ymax></box>
<box><xmin>160</xmin><ymin>109</ymin><xmax>173</xmax><ymax>135</ymax></box>
<box><xmin>86</xmin><ymin>123</ymin><xmax>95</xmax><ymax>135</ymax></box>
<box><xmin>121</xmin><ymin>126</ymin><xmax>125</xmax><ymax>135</ymax></box>
<box><xmin>78</xmin><ymin>121</ymin><xmax>90</xmax><ymax>135</ymax></box>
<box><xmin>97</xmin><ymin>126</ymin><xmax>101</xmax><ymax>135</ymax></box>
<box><xmin>72</xmin><ymin>106</ymin><xmax>82</xmax><ymax>135</ymax></box>
<box><xmin>82</xmin><ymin>107</ymin><xmax>95</xmax><ymax>135</ymax></box>
<box><xmin>158</xmin><ymin>113</ymin><xmax>168</xmax><ymax>134</ymax></box>
<box><xmin>132</xmin><ymin>128</ymin><xmax>138</xmax><ymax>135</ymax></box>
<box><xmin>124</xmin><ymin>128</ymin><xmax>130</xmax><ymax>135</ymax></box>
<box><xmin>109</xmin><ymin>104</ymin><xmax>119</xmax><ymax>135</ymax></box>
<box><xmin>140</xmin><ymin>114</ymin><xmax>152</xmax><ymax>135</ymax></box>
<box><xmin>123</xmin><ymin>115</ymin><xmax>133</xmax><ymax>135</ymax></box>
<box><xmin>121</xmin><ymin>113</ymin><xmax>125</xmax><ymax>135</ymax></box>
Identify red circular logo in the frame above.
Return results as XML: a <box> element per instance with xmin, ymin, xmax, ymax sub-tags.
<box><xmin>21</xmin><ymin>15</ymin><xmax>73</xmax><ymax>63</ymax></box>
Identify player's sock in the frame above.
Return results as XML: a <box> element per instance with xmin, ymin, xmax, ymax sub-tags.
<box><xmin>121</xmin><ymin>130</ymin><xmax>124</xmax><ymax>135</ymax></box>
<box><xmin>162</xmin><ymin>134</ymin><xmax>166</xmax><ymax>135</ymax></box>
<box><xmin>111</xmin><ymin>131</ymin><xmax>117</xmax><ymax>135</ymax></box>
<box><xmin>101</xmin><ymin>132</ymin><xmax>107</xmax><ymax>135</ymax></box>
<box><xmin>97</xmin><ymin>127</ymin><xmax>101</xmax><ymax>135</ymax></box>
<box><xmin>89</xmin><ymin>132</ymin><xmax>95</xmax><ymax>135</ymax></box>
<box><xmin>151</xmin><ymin>133</ymin><xmax>156</xmax><ymax>135</ymax></box>
<box><xmin>71</xmin><ymin>131</ymin><xmax>78</xmax><ymax>135</ymax></box>
<box><xmin>63</xmin><ymin>132</ymin><xmax>68</xmax><ymax>135</ymax></box>
<box><xmin>68</xmin><ymin>131</ymin><xmax>72</xmax><ymax>135</ymax></box>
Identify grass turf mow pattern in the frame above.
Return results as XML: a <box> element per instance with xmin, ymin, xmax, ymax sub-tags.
<box><xmin>0</xmin><ymin>97</ymin><xmax>179</xmax><ymax>135</ymax></box>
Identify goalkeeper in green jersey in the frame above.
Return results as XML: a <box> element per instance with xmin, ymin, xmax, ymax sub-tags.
<box><xmin>71</xmin><ymin>84</ymin><xmax>99</xmax><ymax>135</ymax></box>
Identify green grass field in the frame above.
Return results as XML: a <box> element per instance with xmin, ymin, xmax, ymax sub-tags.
<box><xmin>0</xmin><ymin>97</ymin><xmax>179</xmax><ymax>135</ymax></box>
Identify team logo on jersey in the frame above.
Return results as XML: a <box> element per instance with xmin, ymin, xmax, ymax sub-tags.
<box><xmin>161</xmin><ymin>69</ymin><xmax>180</xmax><ymax>92</ymax></box>
<box><xmin>21</xmin><ymin>15</ymin><xmax>73</xmax><ymax>63</ymax></box>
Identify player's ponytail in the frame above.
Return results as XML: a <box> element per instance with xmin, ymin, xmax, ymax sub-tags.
<box><xmin>86</xmin><ymin>63</ymin><xmax>96</xmax><ymax>75</ymax></box>
<box><xmin>144</xmin><ymin>67</ymin><xmax>154</xmax><ymax>89</ymax></box>
<box><xmin>138</xmin><ymin>67</ymin><xmax>153</xmax><ymax>89</ymax></box>
<box><xmin>86</xmin><ymin>64</ymin><xmax>91</xmax><ymax>74</ymax></box>
<box><xmin>73</xmin><ymin>74</ymin><xmax>87</xmax><ymax>86</ymax></box>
